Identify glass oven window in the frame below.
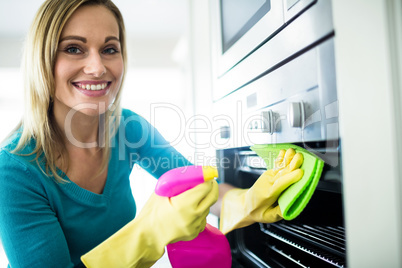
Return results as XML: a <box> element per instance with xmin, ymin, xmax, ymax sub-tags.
<box><xmin>220</xmin><ymin>0</ymin><xmax>271</xmax><ymax>53</ymax></box>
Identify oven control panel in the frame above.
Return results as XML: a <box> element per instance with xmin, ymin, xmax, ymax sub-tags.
<box><xmin>213</xmin><ymin>38</ymin><xmax>338</xmax><ymax>150</ymax></box>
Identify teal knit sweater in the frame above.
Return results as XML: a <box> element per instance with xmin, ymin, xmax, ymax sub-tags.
<box><xmin>0</xmin><ymin>109</ymin><xmax>190</xmax><ymax>267</ymax></box>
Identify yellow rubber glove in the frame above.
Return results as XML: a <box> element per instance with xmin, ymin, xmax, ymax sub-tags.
<box><xmin>81</xmin><ymin>180</ymin><xmax>219</xmax><ymax>268</ymax></box>
<box><xmin>220</xmin><ymin>148</ymin><xmax>303</xmax><ymax>234</ymax></box>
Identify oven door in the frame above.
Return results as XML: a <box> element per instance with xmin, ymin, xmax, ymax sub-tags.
<box><xmin>217</xmin><ymin>145</ymin><xmax>345</xmax><ymax>268</ymax></box>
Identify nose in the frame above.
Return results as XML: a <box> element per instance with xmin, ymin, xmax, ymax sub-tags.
<box><xmin>83</xmin><ymin>52</ymin><xmax>106</xmax><ymax>77</ymax></box>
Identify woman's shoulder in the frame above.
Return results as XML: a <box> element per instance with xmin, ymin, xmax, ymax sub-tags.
<box><xmin>1</xmin><ymin>129</ymin><xmax>35</xmax><ymax>155</ymax></box>
<box><xmin>0</xmin><ymin>136</ymin><xmax>49</xmax><ymax>198</ymax></box>
<box><xmin>1</xmin><ymin>129</ymin><xmax>21</xmax><ymax>151</ymax></box>
<box><xmin>0</xmin><ymin>146</ymin><xmax>34</xmax><ymax>174</ymax></box>
<box><xmin>0</xmin><ymin>149</ymin><xmax>27</xmax><ymax>177</ymax></box>
<box><xmin>120</xmin><ymin>108</ymin><xmax>151</xmax><ymax>130</ymax></box>
<box><xmin>117</xmin><ymin>108</ymin><xmax>156</xmax><ymax>150</ymax></box>
<box><xmin>0</xmin><ymin>148</ymin><xmax>35</xmax><ymax>193</ymax></box>
<box><xmin>0</xmin><ymin>131</ymin><xmax>38</xmax><ymax>172</ymax></box>
<box><xmin>121</xmin><ymin>108</ymin><xmax>143</xmax><ymax>120</ymax></box>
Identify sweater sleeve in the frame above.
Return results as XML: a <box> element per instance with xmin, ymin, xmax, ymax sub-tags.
<box><xmin>0</xmin><ymin>151</ymin><xmax>74</xmax><ymax>268</ymax></box>
<box><xmin>121</xmin><ymin>109</ymin><xmax>192</xmax><ymax>178</ymax></box>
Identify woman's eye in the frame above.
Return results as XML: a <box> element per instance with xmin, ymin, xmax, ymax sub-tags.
<box><xmin>65</xmin><ymin>46</ymin><xmax>82</xmax><ymax>54</ymax></box>
<box><xmin>103</xmin><ymin>47</ymin><xmax>118</xmax><ymax>54</ymax></box>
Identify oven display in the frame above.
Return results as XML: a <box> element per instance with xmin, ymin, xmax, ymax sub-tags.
<box><xmin>220</xmin><ymin>0</ymin><xmax>271</xmax><ymax>53</ymax></box>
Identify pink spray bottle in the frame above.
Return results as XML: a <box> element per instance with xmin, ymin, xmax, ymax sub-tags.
<box><xmin>155</xmin><ymin>165</ymin><xmax>232</xmax><ymax>268</ymax></box>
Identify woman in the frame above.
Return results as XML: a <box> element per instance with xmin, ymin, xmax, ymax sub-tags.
<box><xmin>0</xmin><ymin>0</ymin><xmax>218</xmax><ymax>267</ymax></box>
<box><xmin>0</xmin><ymin>0</ymin><xmax>304</xmax><ymax>267</ymax></box>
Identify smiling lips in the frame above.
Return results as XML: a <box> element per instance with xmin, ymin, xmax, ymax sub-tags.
<box><xmin>73</xmin><ymin>81</ymin><xmax>110</xmax><ymax>91</ymax></box>
<box><xmin>72</xmin><ymin>81</ymin><xmax>112</xmax><ymax>97</ymax></box>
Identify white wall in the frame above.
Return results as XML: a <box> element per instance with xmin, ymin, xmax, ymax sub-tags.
<box><xmin>0</xmin><ymin>69</ymin><xmax>24</xmax><ymax>142</ymax></box>
<box><xmin>188</xmin><ymin>0</ymin><xmax>216</xmax><ymax>162</ymax></box>
<box><xmin>0</xmin><ymin>37</ymin><xmax>25</xmax><ymax>68</ymax></box>
<box><xmin>333</xmin><ymin>0</ymin><xmax>402</xmax><ymax>266</ymax></box>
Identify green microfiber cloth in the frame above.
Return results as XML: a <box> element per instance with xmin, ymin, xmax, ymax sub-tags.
<box><xmin>250</xmin><ymin>144</ymin><xmax>324</xmax><ymax>220</ymax></box>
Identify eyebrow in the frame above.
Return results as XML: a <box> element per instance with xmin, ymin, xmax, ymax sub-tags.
<box><xmin>105</xmin><ymin>36</ymin><xmax>120</xmax><ymax>43</ymax></box>
<box><xmin>59</xmin><ymin>36</ymin><xmax>120</xmax><ymax>43</ymax></box>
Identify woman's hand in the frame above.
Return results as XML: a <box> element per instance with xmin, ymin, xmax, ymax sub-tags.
<box><xmin>81</xmin><ymin>180</ymin><xmax>218</xmax><ymax>268</ymax></box>
<box><xmin>219</xmin><ymin>148</ymin><xmax>303</xmax><ymax>234</ymax></box>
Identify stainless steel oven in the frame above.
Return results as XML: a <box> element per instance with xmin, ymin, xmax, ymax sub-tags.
<box><xmin>210</xmin><ymin>0</ymin><xmax>344</xmax><ymax>267</ymax></box>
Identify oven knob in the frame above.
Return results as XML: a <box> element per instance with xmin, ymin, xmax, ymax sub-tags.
<box><xmin>261</xmin><ymin>110</ymin><xmax>274</xmax><ymax>134</ymax></box>
<box><xmin>220</xmin><ymin>126</ymin><xmax>230</xmax><ymax>139</ymax></box>
<box><xmin>288</xmin><ymin>102</ymin><xmax>305</xmax><ymax>128</ymax></box>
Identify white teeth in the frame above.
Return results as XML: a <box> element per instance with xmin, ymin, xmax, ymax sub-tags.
<box><xmin>78</xmin><ymin>83</ymin><xmax>108</xmax><ymax>91</ymax></box>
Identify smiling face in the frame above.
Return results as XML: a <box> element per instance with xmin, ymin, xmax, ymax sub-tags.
<box><xmin>54</xmin><ymin>4</ymin><xmax>124</xmax><ymax>116</ymax></box>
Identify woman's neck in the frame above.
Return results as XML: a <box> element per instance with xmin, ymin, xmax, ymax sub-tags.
<box><xmin>53</xmin><ymin>99</ymin><xmax>101</xmax><ymax>149</ymax></box>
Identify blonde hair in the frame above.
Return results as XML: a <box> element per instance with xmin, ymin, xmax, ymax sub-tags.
<box><xmin>13</xmin><ymin>0</ymin><xmax>127</xmax><ymax>182</ymax></box>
